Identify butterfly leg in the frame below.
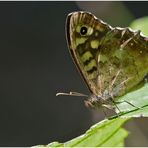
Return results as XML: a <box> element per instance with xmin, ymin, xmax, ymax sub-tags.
<box><xmin>115</xmin><ymin>100</ymin><xmax>141</xmax><ymax>110</ymax></box>
<box><xmin>102</xmin><ymin>103</ymin><xmax>121</xmax><ymax>117</ymax></box>
<box><xmin>102</xmin><ymin>104</ymin><xmax>117</xmax><ymax>118</ymax></box>
<box><xmin>101</xmin><ymin>106</ymin><xmax>109</xmax><ymax>119</ymax></box>
<box><xmin>109</xmin><ymin>97</ymin><xmax>122</xmax><ymax>114</ymax></box>
<box><xmin>84</xmin><ymin>100</ymin><xmax>96</xmax><ymax>108</ymax></box>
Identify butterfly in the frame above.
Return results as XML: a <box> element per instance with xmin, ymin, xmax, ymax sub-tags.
<box><xmin>64</xmin><ymin>11</ymin><xmax>148</xmax><ymax>110</ymax></box>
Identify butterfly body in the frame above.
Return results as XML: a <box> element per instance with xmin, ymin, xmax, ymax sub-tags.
<box><xmin>66</xmin><ymin>11</ymin><xmax>148</xmax><ymax>107</ymax></box>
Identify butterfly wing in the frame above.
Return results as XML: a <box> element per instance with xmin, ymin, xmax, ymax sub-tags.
<box><xmin>66</xmin><ymin>11</ymin><xmax>148</xmax><ymax>98</ymax></box>
<box><xmin>97</xmin><ymin>27</ymin><xmax>148</xmax><ymax>97</ymax></box>
<box><xmin>66</xmin><ymin>11</ymin><xmax>112</xmax><ymax>96</ymax></box>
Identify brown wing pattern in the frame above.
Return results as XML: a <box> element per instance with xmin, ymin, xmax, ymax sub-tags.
<box><xmin>66</xmin><ymin>11</ymin><xmax>148</xmax><ymax>99</ymax></box>
<box><xmin>66</xmin><ymin>11</ymin><xmax>111</xmax><ymax>96</ymax></box>
<box><xmin>97</xmin><ymin>27</ymin><xmax>148</xmax><ymax>97</ymax></box>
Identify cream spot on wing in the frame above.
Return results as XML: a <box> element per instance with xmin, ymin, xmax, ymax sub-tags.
<box><xmin>91</xmin><ymin>40</ymin><xmax>100</xmax><ymax>49</ymax></box>
<box><xmin>76</xmin><ymin>25</ymin><xmax>81</xmax><ymax>33</ymax></box>
<box><xmin>84</xmin><ymin>59</ymin><xmax>97</xmax><ymax>71</ymax></box>
<box><xmin>76</xmin><ymin>37</ymin><xmax>88</xmax><ymax>47</ymax></box>
<box><xmin>81</xmin><ymin>51</ymin><xmax>93</xmax><ymax>63</ymax></box>
<box><xmin>87</xmin><ymin>27</ymin><xmax>93</xmax><ymax>35</ymax></box>
<box><xmin>96</xmin><ymin>25</ymin><xmax>104</xmax><ymax>32</ymax></box>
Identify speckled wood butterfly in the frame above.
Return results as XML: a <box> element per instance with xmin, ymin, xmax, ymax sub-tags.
<box><xmin>59</xmin><ymin>11</ymin><xmax>148</xmax><ymax>110</ymax></box>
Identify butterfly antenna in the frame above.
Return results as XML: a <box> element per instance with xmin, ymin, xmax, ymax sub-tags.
<box><xmin>56</xmin><ymin>91</ymin><xmax>88</xmax><ymax>97</ymax></box>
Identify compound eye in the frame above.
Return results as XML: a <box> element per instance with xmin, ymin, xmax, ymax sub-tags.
<box><xmin>80</xmin><ymin>26</ymin><xmax>88</xmax><ymax>36</ymax></box>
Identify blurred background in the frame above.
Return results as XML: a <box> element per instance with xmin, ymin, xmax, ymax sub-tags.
<box><xmin>0</xmin><ymin>1</ymin><xmax>148</xmax><ymax>146</ymax></box>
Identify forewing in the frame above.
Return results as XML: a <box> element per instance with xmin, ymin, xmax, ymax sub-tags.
<box><xmin>66</xmin><ymin>11</ymin><xmax>111</xmax><ymax>96</ymax></box>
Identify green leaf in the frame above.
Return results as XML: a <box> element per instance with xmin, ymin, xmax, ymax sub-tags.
<box><xmin>34</xmin><ymin>118</ymin><xmax>128</xmax><ymax>147</ymax></box>
<box><xmin>130</xmin><ymin>16</ymin><xmax>148</xmax><ymax>36</ymax></box>
<box><xmin>47</xmin><ymin>142</ymin><xmax>64</xmax><ymax>147</ymax></box>
<box><xmin>100</xmin><ymin>128</ymin><xmax>127</xmax><ymax>147</ymax></box>
<box><xmin>115</xmin><ymin>83</ymin><xmax>148</xmax><ymax>117</ymax></box>
<box><xmin>65</xmin><ymin>118</ymin><xmax>128</xmax><ymax>147</ymax></box>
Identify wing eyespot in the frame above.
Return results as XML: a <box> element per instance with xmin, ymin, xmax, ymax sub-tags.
<box><xmin>76</xmin><ymin>25</ymin><xmax>94</xmax><ymax>36</ymax></box>
<box><xmin>80</xmin><ymin>26</ymin><xmax>88</xmax><ymax>36</ymax></box>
